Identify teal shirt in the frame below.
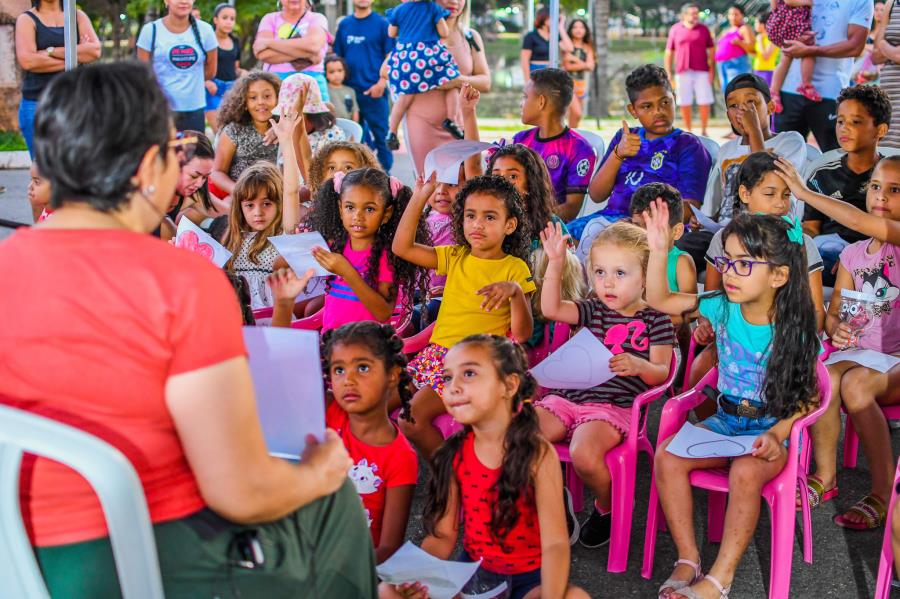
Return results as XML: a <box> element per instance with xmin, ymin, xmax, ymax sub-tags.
<box><xmin>667</xmin><ymin>246</ymin><xmax>686</xmax><ymax>292</ymax></box>
<box><xmin>531</xmin><ymin>214</ymin><xmax>570</xmax><ymax>251</ymax></box>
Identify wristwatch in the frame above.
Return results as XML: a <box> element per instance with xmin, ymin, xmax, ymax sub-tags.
<box><xmin>46</xmin><ymin>46</ymin><xmax>55</xmax><ymax>57</ymax></box>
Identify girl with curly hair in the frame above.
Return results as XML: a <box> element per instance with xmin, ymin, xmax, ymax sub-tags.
<box><xmin>392</xmin><ymin>174</ymin><xmax>536</xmax><ymax>457</ymax></box>
<box><xmin>644</xmin><ymin>202</ymin><xmax>819</xmax><ymax>599</ymax></box>
<box><xmin>380</xmin><ymin>335</ymin><xmax>588</xmax><ymax>599</ymax></box>
<box><xmin>320</xmin><ymin>322</ymin><xmax>418</xmax><ymax>564</ymax></box>
<box><xmin>210</xmin><ymin>71</ymin><xmax>282</xmax><ymax>200</ymax></box>
<box><xmin>307</xmin><ymin>141</ymin><xmax>381</xmax><ymax>197</ymax></box>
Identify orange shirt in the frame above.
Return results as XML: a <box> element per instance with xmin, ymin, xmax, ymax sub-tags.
<box><xmin>0</xmin><ymin>228</ymin><xmax>246</xmax><ymax>546</ymax></box>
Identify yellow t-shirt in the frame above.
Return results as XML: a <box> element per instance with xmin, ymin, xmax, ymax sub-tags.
<box><xmin>430</xmin><ymin>245</ymin><xmax>537</xmax><ymax>349</ymax></box>
<box><xmin>753</xmin><ymin>34</ymin><xmax>779</xmax><ymax>72</ymax></box>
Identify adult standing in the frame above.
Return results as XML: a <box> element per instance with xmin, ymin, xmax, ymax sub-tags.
<box><xmin>665</xmin><ymin>2</ymin><xmax>715</xmax><ymax>137</ymax></box>
<box><xmin>253</xmin><ymin>0</ymin><xmax>330</xmax><ymax>102</ymax></box>
<box><xmin>520</xmin><ymin>8</ymin><xmax>574</xmax><ymax>84</ymax></box>
<box><xmin>874</xmin><ymin>0</ymin><xmax>900</xmax><ymax>148</ymax></box>
<box><xmin>205</xmin><ymin>3</ymin><xmax>245</xmax><ymax>133</ymax></box>
<box><xmin>563</xmin><ymin>18</ymin><xmax>596</xmax><ymax>128</ymax></box>
<box><xmin>714</xmin><ymin>5</ymin><xmax>755</xmax><ymax>91</ymax></box>
<box><xmin>0</xmin><ymin>61</ymin><xmax>377</xmax><ymax>597</ymax></box>
<box><xmin>332</xmin><ymin>0</ymin><xmax>395</xmax><ymax>171</ymax></box>
<box><xmin>774</xmin><ymin>0</ymin><xmax>872</xmax><ymax>152</ymax></box>
<box><xmin>137</xmin><ymin>0</ymin><xmax>218</xmax><ymax>133</ymax></box>
<box><xmin>405</xmin><ymin>0</ymin><xmax>491</xmax><ymax>175</ymax></box>
<box><xmin>14</xmin><ymin>0</ymin><xmax>100</xmax><ymax>157</ymax></box>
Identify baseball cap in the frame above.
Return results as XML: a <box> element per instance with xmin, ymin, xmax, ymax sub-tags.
<box><xmin>724</xmin><ymin>73</ymin><xmax>771</xmax><ymax>102</ymax></box>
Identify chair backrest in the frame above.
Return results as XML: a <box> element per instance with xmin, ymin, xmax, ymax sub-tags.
<box><xmin>804</xmin><ymin>143</ymin><xmax>822</xmax><ymax>165</ymax></box>
<box><xmin>0</xmin><ymin>404</ymin><xmax>164</xmax><ymax>599</ymax></box>
<box><xmin>696</xmin><ymin>135</ymin><xmax>720</xmax><ymax>163</ymax></box>
<box><xmin>574</xmin><ymin>128</ymin><xmax>605</xmax><ymax>165</ymax></box>
<box><xmin>335</xmin><ymin>118</ymin><xmax>363</xmax><ymax>143</ymax></box>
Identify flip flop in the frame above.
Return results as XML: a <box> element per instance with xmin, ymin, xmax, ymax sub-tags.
<box><xmin>796</xmin><ymin>475</ymin><xmax>838</xmax><ymax>510</ymax></box>
<box><xmin>834</xmin><ymin>493</ymin><xmax>887</xmax><ymax>530</ymax></box>
<box><xmin>658</xmin><ymin>558</ymin><xmax>702</xmax><ymax>598</ymax></box>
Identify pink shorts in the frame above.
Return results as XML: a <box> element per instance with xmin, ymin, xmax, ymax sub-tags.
<box><xmin>408</xmin><ymin>343</ymin><xmax>448</xmax><ymax>396</ymax></box>
<box><xmin>536</xmin><ymin>394</ymin><xmax>632</xmax><ymax>440</ymax></box>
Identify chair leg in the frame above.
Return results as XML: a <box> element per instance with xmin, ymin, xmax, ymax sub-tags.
<box><xmin>566</xmin><ymin>463</ymin><xmax>584</xmax><ymax>513</ymax></box>
<box><xmin>768</xmin><ymin>495</ymin><xmax>796</xmax><ymax>599</ymax></box>
<box><xmin>641</xmin><ymin>472</ymin><xmax>661</xmax><ymax>580</ymax></box>
<box><xmin>843</xmin><ymin>417</ymin><xmax>859</xmax><ymax>469</ymax></box>
<box><xmin>707</xmin><ymin>490</ymin><xmax>726</xmax><ymax>543</ymax></box>
<box><xmin>875</xmin><ymin>463</ymin><xmax>900</xmax><ymax>599</ymax></box>
<box><xmin>798</xmin><ymin>475</ymin><xmax>813</xmax><ymax>564</ymax></box>
<box><xmin>606</xmin><ymin>451</ymin><xmax>637</xmax><ymax>573</ymax></box>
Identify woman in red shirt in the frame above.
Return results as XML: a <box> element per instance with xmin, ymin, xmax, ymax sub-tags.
<box><xmin>0</xmin><ymin>61</ymin><xmax>376</xmax><ymax>597</ymax></box>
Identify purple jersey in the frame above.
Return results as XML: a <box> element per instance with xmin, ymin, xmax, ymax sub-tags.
<box><xmin>603</xmin><ymin>128</ymin><xmax>711</xmax><ymax>215</ymax></box>
<box><xmin>511</xmin><ymin>127</ymin><xmax>596</xmax><ymax>205</ymax></box>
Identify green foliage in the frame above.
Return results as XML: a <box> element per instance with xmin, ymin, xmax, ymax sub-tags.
<box><xmin>0</xmin><ymin>132</ymin><xmax>28</xmax><ymax>152</ymax></box>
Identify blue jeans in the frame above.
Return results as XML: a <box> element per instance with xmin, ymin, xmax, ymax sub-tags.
<box><xmin>205</xmin><ymin>78</ymin><xmax>236</xmax><ymax>111</ymax></box>
<box><xmin>701</xmin><ymin>397</ymin><xmax>778</xmax><ymax>437</ymax></box>
<box><xmin>718</xmin><ymin>54</ymin><xmax>752</xmax><ymax>91</ymax></box>
<box><xmin>812</xmin><ymin>233</ymin><xmax>848</xmax><ymax>287</ymax></box>
<box><xmin>18</xmin><ymin>97</ymin><xmax>38</xmax><ymax>158</ymax></box>
<box><xmin>356</xmin><ymin>90</ymin><xmax>393</xmax><ymax>172</ymax></box>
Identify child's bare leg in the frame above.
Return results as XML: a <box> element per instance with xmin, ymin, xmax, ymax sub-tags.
<box><xmin>696</xmin><ymin>451</ymin><xmax>787</xmax><ymax>594</ymax></box>
<box><xmin>536</xmin><ymin>405</ymin><xmax>569</xmax><ymax>443</ymax></box>
<box><xmin>388</xmin><ymin>94</ymin><xmax>413</xmax><ymax>135</ymax></box>
<box><xmin>800</xmin><ymin>56</ymin><xmax>816</xmax><ymax>88</ymax></box>
<box><xmin>442</xmin><ymin>87</ymin><xmax>459</xmax><ymax>121</ymax></box>
<box><xmin>654</xmin><ymin>437</ymin><xmax>729</xmax><ymax>595</ymax></box>
<box><xmin>569</xmin><ymin>420</ymin><xmax>623</xmax><ymax>510</ymax></box>
<box><xmin>398</xmin><ymin>385</ymin><xmax>446</xmax><ymax>458</ymax></box>
<box><xmin>808</xmin><ymin>361</ymin><xmax>854</xmax><ymax>490</ymax></box>
<box><xmin>523</xmin><ymin>585</ymin><xmax>591</xmax><ymax>599</ymax></box>
<box><xmin>680</xmin><ymin>106</ymin><xmax>693</xmax><ymax>132</ymax></box>
<box><xmin>770</xmin><ymin>55</ymin><xmax>792</xmax><ymax>97</ymax></box>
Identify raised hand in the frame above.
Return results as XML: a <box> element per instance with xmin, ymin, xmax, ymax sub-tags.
<box><xmin>414</xmin><ymin>172</ymin><xmax>438</xmax><ymax>202</ymax></box>
<box><xmin>270</xmin><ymin>107</ymin><xmax>301</xmax><ymax>145</ymax></box>
<box><xmin>459</xmin><ymin>82</ymin><xmax>481</xmax><ymax>114</ymax></box>
<box><xmin>267</xmin><ymin>267</ymin><xmax>315</xmax><ymax>303</ymax></box>
<box><xmin>642</xmin><ymin>198</ymin><xmax>672</xmax><ymax>253</ymax></box>
<box><xmin>615</xmin><ymin>119</ymin><xmax>641</xmax><ymax>159</ymax></box>
<box><xmin>539</xmin><ymin>220</ymin><xmax>570</xmax><ymax>263</ymax></box>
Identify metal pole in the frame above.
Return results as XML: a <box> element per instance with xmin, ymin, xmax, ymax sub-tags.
<box><xmin>63</xmin><ymin>0</ymin><xmax>77</xmax><ymax>70</ymax></box>
<box><xmin>549</xmin><ymin>0</ymin><xmax>559</xmax><ymax>68</ymax></box>
<box><xmin>527</xmin><ymin>0</ymin><xmax>534</xmax><ymax>42</ymax></box>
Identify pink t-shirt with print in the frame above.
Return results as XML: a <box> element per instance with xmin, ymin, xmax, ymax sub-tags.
<box><xmin>257</xmin><ymin>10</ymin><xmax>328</xmax><ymax>74</ymax></box>
<box><xmin>322</xmin><ymin>245</ymin><xmax>394</xmax><ymax>332</ymax></box>
<box><xmin>839</xmin><ymin>240</ymin><xmax>900</xmax><ymax>353</ymax></box>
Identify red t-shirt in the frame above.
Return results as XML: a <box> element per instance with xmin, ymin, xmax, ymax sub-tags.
<box><xmin>0</xmin><ymin>228</ymin><xmax>246</xmax><ymax>546</ymax></box>
<box><xmin>666</xmin><ymin>22</ymin><xmax>714</xmax><ymax>74</ymax></box>
<box><xmin>454</xmin><ymin>432</ymin><xmax>542</xmax><ymax>574</ymax></box>
<box><xmin>325</xmin><ymin>401</ymin><xmax>418</xmax><ymax>545</ymax></box>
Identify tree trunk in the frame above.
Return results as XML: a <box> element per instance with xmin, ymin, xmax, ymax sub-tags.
<box><xmin>590</xmin><ymin>0</ymin><xmax>610</xmax><ymax>119</ymax></box>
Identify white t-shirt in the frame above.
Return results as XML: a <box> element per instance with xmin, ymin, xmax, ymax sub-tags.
<box><xmin>137</xmin><ymin>18</ymin><xmax>218</xmax><ymax>112</ymax></box>
<box><xmin>701</xmin><ymin>131</ymin><xmax>807</xmax><ymax>221</ymax></box>
<box><xmin>782</xmin><ymin>0</ymin><xmax>873</xmax><ymax>100</ymax></box>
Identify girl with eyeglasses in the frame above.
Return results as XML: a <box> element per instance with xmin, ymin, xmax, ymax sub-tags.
<box><xmin>643</xmin><ymin>202</ymin><xmax>820</xmax><ymax>599</ymax></box>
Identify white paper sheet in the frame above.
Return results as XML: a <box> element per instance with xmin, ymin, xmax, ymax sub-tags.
<box><xmin>666</xmin><ymin>422</ymin><xmax>758</xmax><ymax>459</ymax></box>
<box><xmin>268</xmin><ymin>232</ymin><xmax>331</xmax><ymax>278</ymax></box>
<box><xmin>575</xmin><ymin>215</ymin><xmax>613</xmax><ymax>264</ymax></box>
<box><xmin>175</xmin><ymin>217</ymin><xmax>232</xmax><ymax>267</ymax></box>
<box><xmin>823</xmin><ymin>349</ymin><xmax>900</xmax><ymax>373</ymax></box>
<box><xmin>242</xmin><ymin>326</ymin><xmax>325</xmax><ymax>460</ymax></box>
<box><xmin>690</xmin><ymin>205</ymin><xmax>726</xmax><ymax>234</ymax></box>
<box><xmin>530</xmin><ymin>328</ymin><xmax>615</xmax><ymax>390</ymax></box>
<box><xmin>424</xmin><ymin>141</ymin><xmax>494</xmax><ymax>184</ymax></box>
<box><xmin>376</xmin><ymin>542</ymin><xmax>481</xmax><ymax>599</ymax></box>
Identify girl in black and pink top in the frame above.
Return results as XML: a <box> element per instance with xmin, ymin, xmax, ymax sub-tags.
<box><xmin>380</xmin><ymin>335</ymin><xmax>588</xmax><ymax>599</ymax></box>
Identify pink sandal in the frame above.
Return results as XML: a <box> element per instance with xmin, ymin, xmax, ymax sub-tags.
<box><xmin>658</xmin><ymin>559</ymin><xmax>702</xmax><ymax>598</ymax></box>
<box><xmin>797</xmin><ymin>82</ymin><xmax>822</xmax><ymax>103</ymax></box>
<box><xmin>770</xmin><ymin>92</ymin><xmax>783</xmax><ymax>114</ymax></box>
<box><xmin>672</xmin><ymin>574</ymin><xmax>731</xmax><ymax>598</ymax></box>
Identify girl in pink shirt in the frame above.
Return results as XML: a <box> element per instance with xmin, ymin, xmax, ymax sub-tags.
<box><xmin>777</xmin><ymin>155</ymin><xmax>900</xmax><ymax>531</ymax></box>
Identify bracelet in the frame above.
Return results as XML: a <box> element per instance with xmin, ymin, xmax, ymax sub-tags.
<box><xmin>613</xmin><ymin>145</ymin><xmax>625</xmax><ymax>161</ymax></box>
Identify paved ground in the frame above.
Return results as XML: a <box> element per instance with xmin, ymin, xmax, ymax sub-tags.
<box><xmin>1</xmin><ymin>124</ymin><xmax>893</xmax><ymax>598</ymax></box>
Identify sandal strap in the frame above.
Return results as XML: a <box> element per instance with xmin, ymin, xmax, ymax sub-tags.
<box><xmin>674</xmin><ymin>558</ymin><xmax>702</xmax><ymax>577</ymax></box>
<box><xmin>847</xmin><ymin>494</ymin><xmax>887</xmax><ymax>527</ymax></box>
<box><xmin>703</xmin><ymin>574</ymin><xmax>731</xmax><ymax>597</ymax></box>
<box><xmin>806</xmin><ymin>477</ymin><xmax>826</xmax><ymax>508</ymax></box>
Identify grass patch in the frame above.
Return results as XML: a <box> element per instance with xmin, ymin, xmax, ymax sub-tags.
<box><xmin>0</xmin><ymin>131</ymin><xmax>27</xmax><ymax>152</ymax></box>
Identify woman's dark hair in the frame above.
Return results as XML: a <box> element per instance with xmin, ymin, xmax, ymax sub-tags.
<box><xmin>321</xmin><ymin>322</ymin><xmax>414</xmax><ymax>421</ymax></box>
<box><xmin>217</xmin><ymin>71</ymin><xmax>282</xmax><ymax>129</ymax></box>
<box><xmin>718</xmin><ymin>214</ymin><xmax>819</xmax><ymax>418</ymax></box>
<box><xmin>30</xmin><ymin>0</ymin><xmax>61</xmax><ymax>7</ymax></box>
<box><xmin>452</xmin><ymin>175</ymin><xmax>531</xmax><ymax>263</ymax></box>
<box><xmin>733</xmin><ymin>151</ymin><xmax>779</xmax><ymax>214</ymax></box>
<box><xmin>305</xmin><ymin>111</ymin><xmax>337</xmax><ymax>133</ymax></box>
<box><xmin>308</xmin><ymin>167</ymin><xmax>430</xmax><ymax>314</ymax></box>
<box><xmin>566</xmin><ymin>18</ymin><xmax>592</xmax><ymax>46</ymax></box>
<box><xmin>34</xmin><ymin>61</ymin><xmax>171</xmax><ymax>211</ymax></box>
<box><xmin>424</xmin><ymin>335</ymin><xmax>541</xmax><ymax>546</ymax></box>
<box><xmin>728</xmin><ymin>4</ymin><xmax>744</xmax><ymax>15</ymax></box>
<box><xmin>177</xmin><ymin>130</ymin><xmax>215</xmax><ymax>210</ymax></box>
<box><xmin>225</xmin><ymin>273</ymin><xmax>256</xmax><ymax>325</ymax></box>
<box><xmin>213</xmin><ymin>2</ymin><xmax>234</xmax><ymax>18</ymax></box>
<box><xmin>534</xmin><ymin>7</ymin><xmax>549</xmax><ymax>29</ymax></box>
<box><xmin>486</xmin><ymin>144</ymin><xmax>556</xmax><ymax>243</ymax></box>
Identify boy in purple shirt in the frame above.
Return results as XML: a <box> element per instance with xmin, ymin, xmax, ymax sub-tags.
<box><xmin>569</xmin><ymin>64</ymin><xmax>711</xmax><ymax>240</ymax></box>
<box><xmin>512</xmin><ymin>68</ymin><xmax>596</xmax><ymax>221</ymax></box>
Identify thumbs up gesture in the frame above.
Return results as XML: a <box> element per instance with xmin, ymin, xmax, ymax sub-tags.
<box><xmin>615</xmin><ymin>119</ymin><xmax>641</xmax><ymax>160</ymax></box>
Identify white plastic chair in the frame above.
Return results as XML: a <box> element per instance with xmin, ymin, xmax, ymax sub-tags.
<box><xmin>0</xmin><ymin>404</ymin><xmax>164</xmax><ymax>599</ymax></box>
<box><xmin>695</xmin><ymin>135</ymin><xmax>720</xmax><ymax>163</ymax></box>
<box><xmin>335</xmin><ymin>117</ymin><xmax>363</xmax><ymax>143</ymax></box>
<box><xmin>573</xmin><ymin>128</ymin><xmax>605</xmax><ymax>165</ymax></box>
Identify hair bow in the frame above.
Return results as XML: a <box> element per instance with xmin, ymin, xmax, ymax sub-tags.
<box><xmin>332</xmin><ymin>170</ymin><xmax>346</xmax><ymax>193</ymax></box>
<box><xmin>781</xmin><ymin>215</ymin><xmax>804</xmax><ymax>245</ymax></box>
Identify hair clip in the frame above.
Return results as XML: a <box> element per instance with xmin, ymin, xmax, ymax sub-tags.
<box><xmin>781</xmin><ymin>215</ymin><xmax>804</xmax><ymax>245</ymax></box>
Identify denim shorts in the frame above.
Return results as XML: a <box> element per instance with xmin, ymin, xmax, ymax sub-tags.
<box><xmin>460</xmin><ymin>552</ymin><xmax>540</xmax><ymax>599</ymax></box>
<box><xmin>700</xmin><ymin>397</ymin><xmax>777</xmax><ymax>438</ymax></box>
<box><xmin>205</xmin><ymin>78</ymin><xmax>236</xmax><ymax>110</ymax></box>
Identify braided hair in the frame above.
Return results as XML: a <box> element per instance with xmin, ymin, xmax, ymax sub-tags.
<box><xmin>423</xmin><ymin>335</ymin><xmax>541</xmax><ymax>547</ymax></box>
<box><xmin>321</xmin><ymin>321</ymin><xmax>414</xmax><ymax>422</ymax></box>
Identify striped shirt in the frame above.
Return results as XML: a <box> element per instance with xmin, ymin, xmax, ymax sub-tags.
<box><xmin>550</xmin><ymin>300</ymin><xmax>675</xmax><ymax>408</ymax></box>
<box><xmin>880</xmin><ymin>4</ymin><xmax>900</xmax><ymax>148</ymax></box>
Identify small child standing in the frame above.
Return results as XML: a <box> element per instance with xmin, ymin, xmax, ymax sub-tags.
<box><xmin>322</xmin><ymin>322</ymin><xmax>418</xmax><ymax>563</ymax></box>
<box><xmin>380</xmin><ymin>335</ymin><xmax>589</xmax><ymax>599</ymax></box>
<box><xmin>384</xmin><ymin>0</ymin><xmax>462</xmax><ymax>150</ymax></box>
<box><xmin>393</xmin><ymin>175</ymin><xmax>536</xmax><ymax>457</ymax></box>
<box><xmin>767</xmin><ymin>0</ymin><xmax>818</xmax><ymax>109</ymax></box>
<box><xmin>325</xmin><ymin>54</ymin><xmax>360</xmax><ymax>122</ymax></box>
<box><xmin>539</xmin><ymin>220</ymin><xmax>675</xmax><ymax>548</ymax></box>
<box><xmin>753</xmin><ymin>13</ymin><xmax>779</xmax><ymax>88</ymax></box>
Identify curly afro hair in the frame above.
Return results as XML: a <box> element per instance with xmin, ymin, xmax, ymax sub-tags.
<box><xmin>625</xmin><ymin>64</ymin><xmax>674</xmax><ymax>104</ymax></box>
<box><xmin>452</xmin><ymin>175</ymin><xmax>532</xmax><ymax>264</ymax></box>
<box><xmin>217</xmin><ymin>71</ymin><xmax>282</xmax><ymax>129</ymax></box>
<box><xmin>837</xmin><ymin>84</ymin><xmax>892</xmax><ymax>127</ymax></box>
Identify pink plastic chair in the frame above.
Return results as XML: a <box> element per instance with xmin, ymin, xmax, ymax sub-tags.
<box><xmin>640</xmin><ymin>361</ymin><xmax>832</xmax><ymax>599</ymax></box>
<box><xmin>681</xmin><ymin>334</ymin><xmax>700</xmax><ymax>392</ymax></box>
<box><xmin>554</xmin><ymin>353</ymin><xmax>679</xmax><ymax>573</ymax></box>
<box><xmin>526</xmin><ymin>322</ymin><xmax>572</xmax><ymax>367</ymax></box>
<box><xmin>252</xmin><ymin>306</ymin><xmax>274</xmax><ymax>321</ymax></box>
<box><xmin>874</xmin><ymin>455</ymin><xmax>900</xmax><ymax>599</ymax></box>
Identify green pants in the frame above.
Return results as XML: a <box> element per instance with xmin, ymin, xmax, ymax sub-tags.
<box><xmin>35</xmin><ymin>480</ymin><xmax>377</xmax><ymax>598</ymax></box>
